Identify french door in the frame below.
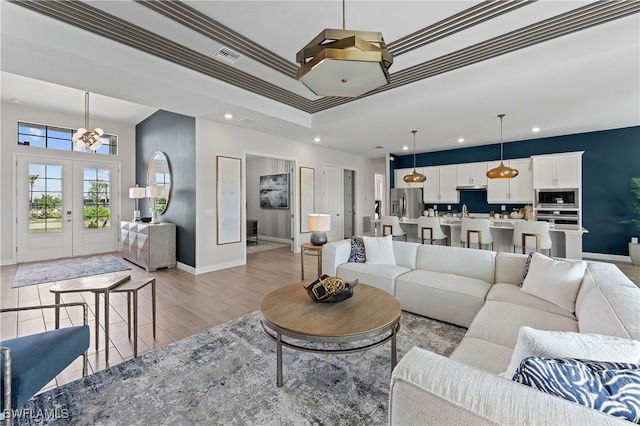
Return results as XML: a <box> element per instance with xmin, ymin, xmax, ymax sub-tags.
<box><xmin>16</xmin><ymin>155</ymin><xmax>120</xmax><ymax>263</ymax></box>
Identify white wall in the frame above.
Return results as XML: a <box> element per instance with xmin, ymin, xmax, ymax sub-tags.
<box><xmin>0</xmin><ymin>102</ymin><xmax>137</xmax><ymax>264</ymax></box>
<box><xmin>195</xmin><ymin>117</ymin><xmax>375</xmax><ymax>274</ymax></box>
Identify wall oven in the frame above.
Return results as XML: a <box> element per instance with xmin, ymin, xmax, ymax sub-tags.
<box><xmin>535</xmin><ymin>189</ymin><xmax>578</xmax><ymax>209</ymax></box>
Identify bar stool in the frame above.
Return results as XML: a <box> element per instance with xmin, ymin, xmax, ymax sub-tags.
<box><xmin>381</xmin><ymin>216</ymin><xmax>407</xmax><ymax>241</ymax></box>
<box><xmin>513</xmin><ymin>221</ymin><xmax>552</xmax><ymax>255</ymax></box>
<box><xmin>461</xmin><ymin>218</ymin><xmax>493</xmax><ymax>250</ymax></box>
<box><xmin>417</xmin><ymin>216</ymin><xmax>447</xmax><ymax>245</ymax></box>
<box><xmin>111</xmin><ymin>277</ymin><xmax>156</xmax><ymax>357</ymax></box>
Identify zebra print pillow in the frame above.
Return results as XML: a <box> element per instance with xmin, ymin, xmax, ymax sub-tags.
<box><xmin>348</xmin><ymin>237</ymin><xmax>366</xmax><ymax>263</ymax></box>
<box><xmin>514</xmin><ymin>357</ymin><xmax>640</xmax><ymax>423</ymax></box>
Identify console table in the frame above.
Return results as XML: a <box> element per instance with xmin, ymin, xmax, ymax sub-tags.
<box><xmin>121</xmin><ymin>221</ymin><xmax>176</xmax><ymax>271</ymax></box>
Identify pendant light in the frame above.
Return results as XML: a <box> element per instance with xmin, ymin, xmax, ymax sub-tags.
<box><xmin>486</xmin><ymin>114</ymin><xmax>519</xmax><ymax>179</ymax></box>
<box><xmin>72</xmin><ymin>91</ymin><xmax>104</xmax><ymax>152</ymax></box>
<box><xmin>403</xmin><ymin>130</ymin><xmax>426</xmax><ymax>184</ymax></box>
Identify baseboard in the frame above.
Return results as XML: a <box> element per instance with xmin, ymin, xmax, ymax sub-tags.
<box><xmin>0</xmin><ymin>258</ymin><xmax>16</xmax><ymax>266</ymax></box>
<box><xmin>193</xmin><ymin>259</ymin><xmax>246</xmax><ymax>275</ymax></box>
<box><xmin>176</xmin><ymin>262</ymin><xmax>196</xmax><ymax>274</ymax></box>
<box><xmin>582</xmin><ymin>252</ymin><xmax>632</xmax><ymax>263</ymax></box>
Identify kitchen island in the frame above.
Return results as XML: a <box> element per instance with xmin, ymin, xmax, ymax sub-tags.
<box><xmin>373</xmin><ymin>217</ymin><xmax>588</xmax><ymax>260</ymax></box>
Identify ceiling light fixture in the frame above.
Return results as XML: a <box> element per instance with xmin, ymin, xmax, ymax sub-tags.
<box><xmin>486</xmin><ymin>114</ymin><xmax>519</xmax><ymax>180</ymax></box>
<box><xmin>531</xmin><ymin>126</ymin><xmax>540</xmax><ymax>133</ymax></box>
<box><xmin>224</xmin><ymin>113</ymin><xmax>233</xmax><ymax>119</ymax></box>
<box><xmin>403</xmin><ymin>130</ymin><xmax>426</xmax><ymax>184</ymax></box>
<box><xmin>458</xmin><ymin>138</ymin><xmax>465</xmax><ymax>143</ymax></box>
<box><xmin>295</xmin><ymin>0</ymin><xmax>393</xmax><ymax>97</ymax></box>
<box><xmin>314</xmin><ymin>137</ymin><xmax>321</xmax><ymax>143</ymax></box>
<box><xmin>72</xmin><ymin>91</ymin><xmax>103</xmax><ymax>152</ymax></box>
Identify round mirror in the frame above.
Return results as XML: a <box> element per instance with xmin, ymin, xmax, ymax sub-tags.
<box><xmin>147</xmin><ymin>151</ymin><xmax>171</xmax><ymax>215</ymax></box>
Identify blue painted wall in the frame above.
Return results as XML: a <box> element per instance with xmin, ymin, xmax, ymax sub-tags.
<box><xmin>391</xmin><ymin>126</ymin><xmax>640</xmax><ymax>256</ymax></box>
<box><xmin>136</xmin><ymin>110</ymin><xmax>197</xmax><ymax>267</ymax></box>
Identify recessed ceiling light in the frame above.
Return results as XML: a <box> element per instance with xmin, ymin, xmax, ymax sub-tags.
<box><xmin>224</xmin><ymin>113</ymin><xmax>233</xmax><ymax>119</ymax></box>
<box><xmin>458</xmin><ymin>138</ymin><xmax>465</xmax><ymax>143</ymax></box>
<box><xmin>402</xmin><ymin>146</ymin><xmax>409</xmax><ymax>151</ymax></box>
<box><xmin>314</xmin><ymin>137</ymin><xmax>321</xmax><ymax>143</ymax></box>
<box><xmin>531</xmin><ymin>127</ymin><xmax>541</xmax><ymax>133</ymax></box>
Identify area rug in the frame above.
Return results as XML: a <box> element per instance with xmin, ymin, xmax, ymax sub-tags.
<box><xmin>17</xmin><ymin>311</ymin><xmax>465</xmax><ymax>425</ymax></box>
<box><xmin>246</xmin><ymin>240</ymin><xmax>290</xmax><ymax>254</ymax></box>
<box><xmin>12</xmin><ymin>255</ymin><xmax>131</xmax><ymax>288</ymax></box>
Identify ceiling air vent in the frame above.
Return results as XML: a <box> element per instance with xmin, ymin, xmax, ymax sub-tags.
<box><xmin>213</xmin><ymin>47</ymin><xmax>242</xmax><ymax>64</ymax></box>
<box><xmin>238</xmin><ymin>118</ymin><xmax>258</xmax><ymax>126</ymax></box>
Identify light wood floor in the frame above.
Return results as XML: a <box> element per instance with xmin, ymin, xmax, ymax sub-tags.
<box><xmin>1</xmin><ymin>247</ymin><xmax>638</xmax><ymax>394</ymax></box>
<box><xmin>0</xmin><ymin>245</ymin><xmax>311</xmax><ymax>391</ymax></box>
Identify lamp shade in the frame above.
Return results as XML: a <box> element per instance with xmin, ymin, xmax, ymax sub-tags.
<box><xmin>146</xmin><ymin>185</ymin><xmax>167</xmax><ymax>197</ymax></box>
<box><xmin>307</xmin><ymin>214</ymin><xmax>331</xmax><ymax>232</ymax></box>
<box><xmin>129</xmin><ymin>187</ymin><xmax>146</xmax><ymax>199</ymax></box>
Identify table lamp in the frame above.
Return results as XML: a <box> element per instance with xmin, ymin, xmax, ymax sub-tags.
<box><xmin>307</xmin><ymin>214</ymin><xmax>331</xmax><ymax>245</ymax></box>
<box><xmin>128</xmin><ymin>185</ymin><xmax>146</xmax><ymax>221</ymax></box>
<box><xmin>146</xmin><ymin>185</ymin><xmax>167</xmax><ymax>224</ymax></box>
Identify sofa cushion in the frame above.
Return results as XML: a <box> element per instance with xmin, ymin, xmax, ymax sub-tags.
<box><xmin>487</xmin><ymin>284</ymin><xmax>576</xmax><ymax>320</ymax></box>
<box><xmin>520</xmin><ymin>253</ymin><xmax>586</xmax><ymax>313</ymax></box>
<box><xmin>449</xmin><ymin>337</ymin><xmax>513</xmax><ymax>375</ymax></box>
<box><xmin>494</xmin><ymin>252</ymin><xmax>528</xmax><ymax>285</ymax></box>
<box><xmin>392</xmin><ymin>241</ymin><xmax>420</xmax><ymax>270</ymax></box>
<box><xmin>415</xmin><ymin>244</ymin><xmax>496</xmax><ymax>284</ymax></box>
<box><xmin>513</xmin><ymin>357</ymin><xmax>640</xmax><ymax>423</ymax></box>
<box><xmin>502</xmin><ymin>326</ymin><xmax>640</xmax><ymax>380</ymax></box>
<box><xmin>363</xmin><ymin>235</ymin><xmax>396</xmax><ymax>265</ymax></box>
<box><xmin>348</xmin><ymin>237</ymin><xmax>365</xmax><ymax>263</ymax></box>
<box><xmin>577</xmin><ymin>285</ymin><xmax>640</xmax><ymax>340</ymax></box>
<box><xmin>395</xmin><ymin>270</ymin><xmax>491</xmax><ymax>328</ymax></box>
<box><xmin>465</xmin><ymin>301</ymin><xmax>578</xmax><ymax>349</ymax></box>
<box><xmin>336</xmin><ymin>262</ymin><xmax>410</xmax><ymax>296</ymax></box>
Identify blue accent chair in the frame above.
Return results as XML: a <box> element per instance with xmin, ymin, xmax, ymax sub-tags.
<box><xmin>1</xmin><ymin>303</ymin><xmax>90</xmax><ymax>426</ymax></box>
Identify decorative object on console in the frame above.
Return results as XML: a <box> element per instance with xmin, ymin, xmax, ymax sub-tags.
<box><xmin>129</xmin><ymin>185</ymin><xmax>146</xmax><ymax>221</ymax></box>
<box><xmin>513</xmin><ymin>357</ymin><xmax>640</xmax><ymax>423</ymax></box>
<box><xmin>403</xmin><ymin>130</ymin><xmax>427</xmax><ymax>184</ymax></box>
<box><xmin>304</xmin><ymin>274</ymin><xmax>359</xmax><ymax>303</ymax></box>
<box><xmin>295</xmin><ymin>0</ymin><xmax>392</xmax><ymax>97</ymax></box>
<box><xmin>501</xmin><ymin>326</ymin><xmax>640</xmax><ymax>380</ymax></box>
<box><xmin>486</xmin><ymin>114</ymin><xmax>519</xmax><ymax>180</ymax></box>
<box><xmin>146</xmin><ymin>185</ymin><xmax>168</xmax><ymax>224</ymax></box>
<box><xmin>72</xmin><ymin>91</ymin><xmax>104</xmax><ymax>152</ymax></box>
<box><xmin>520</xmin><ymin>252</ymin><xmax>586</xmax><ymax>312</ymax></box>
<box><xmin>308</xmin><ymin>213</ymin><xmax>331</xmax><ymax>245</ymax></box>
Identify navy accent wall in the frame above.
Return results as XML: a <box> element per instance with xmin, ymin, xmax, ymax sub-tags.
<box><xmin>392</xmin><ymin>126</ymin><xmax>640</xmax><ymax>256</ymax></box>
<box><xmin>136</xmin><ymin>110</ymin><xmax>196</xmax><ymax>267</ymax></box>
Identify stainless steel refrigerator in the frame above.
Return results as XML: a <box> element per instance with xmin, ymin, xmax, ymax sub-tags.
<box><xmin>390</xmin><ymin>188</ymin><xmax>423</xmax><ymax>219</ymax></box>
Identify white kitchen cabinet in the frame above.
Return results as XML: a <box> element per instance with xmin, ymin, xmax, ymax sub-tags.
<box><xmin>456</xmin><ymin>162</ymin><xmax>487</xmax><ymax>187</ymax></box>
<box><xmin>394</xmin><ymin>167</ymin><xmax>423</xmax><ymax>188</ymax></box>
<box><xmin>487</xmin><ymin>158</ymin><xmax>533</xmax><ymax>203</ymax></box>
<box><xmin>423</xmin><ymin>166</ymin><xmax>459</xmax><ymax>203</ymax></box>
<box><xmin>532</xmin><ymin>152</ymin><xmax>583</xmax><ymax>188</ymax></box>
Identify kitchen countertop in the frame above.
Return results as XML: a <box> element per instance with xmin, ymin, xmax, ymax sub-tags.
<box><xmin>384</xmin><ymin>217</ymin><xmax>588</xmax><ymax>233</ymax></box>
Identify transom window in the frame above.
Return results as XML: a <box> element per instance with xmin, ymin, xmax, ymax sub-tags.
<box><xmin>18</xmin><ymin>122</ymin><xmax>117</xmax><ymax>155</ymax></box>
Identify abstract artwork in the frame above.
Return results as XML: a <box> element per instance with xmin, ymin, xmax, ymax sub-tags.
<box><xmin>260</xmin><ymin>173</ymin><xmax>289</xmax><ymax>209</ymax></box>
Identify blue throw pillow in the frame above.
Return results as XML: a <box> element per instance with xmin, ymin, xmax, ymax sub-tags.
<box><xmin>348</xmin><ymin>237</ymin><xmax>366</xmax><ymax>263</ymax></box>
<box><xmin>513</xmin><ymin>357</ymin><xmax>640</xmax><ymax>423</ymax></box>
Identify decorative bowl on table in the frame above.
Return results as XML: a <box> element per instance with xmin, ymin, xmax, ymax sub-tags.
<box><xmin>305</xmin><ymin>275</ymin><xmax>359</xmax><ymax>303</ymax></box>
<box><xmin>510</xmin><ymin>212</ymin><xmax>524</xmax><ymax>219</ymax></box>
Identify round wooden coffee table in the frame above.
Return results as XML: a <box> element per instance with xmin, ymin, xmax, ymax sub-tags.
<box><xmin>259</xmin><ymin>282</ymin><xmax>401</xmax><ymax>387</ymax></box>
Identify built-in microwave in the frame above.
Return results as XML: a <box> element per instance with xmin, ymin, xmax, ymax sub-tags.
<box><xmin>535</xmin><ymin>189</ymin><xmax>578</xmax><ymax>209</ymax></box>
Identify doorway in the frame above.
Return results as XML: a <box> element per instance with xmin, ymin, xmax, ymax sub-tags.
<box><xmin>16</xmin><ymin>155</ymin><xmax>120</xmax><ymax>263</ymax></box>
<box><xmin>343</xmin><ymin>169</ymin><xmax>355</xmax><ymax>238</ymax></box>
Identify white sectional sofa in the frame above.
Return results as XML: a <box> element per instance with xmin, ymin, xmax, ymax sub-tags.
<box><xmin>322</xmin><ymin>239</ymin><xmax>640</xmax><ymax>425</ymax></box>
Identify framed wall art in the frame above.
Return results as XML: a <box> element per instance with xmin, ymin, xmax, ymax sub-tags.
<box><xmin>299</xmin><ymin>167</ymin><xmax>314</xmax><ymax>233</ymax></box>
<box><xmin>216</xmin><ymin>155</ymin><xmax>242</xmax><ymax>245</ymax></box>
<box><xmin>259</xmin><ymin>173</ymin><xmax>289</xmax><ymax>209</ymax></box>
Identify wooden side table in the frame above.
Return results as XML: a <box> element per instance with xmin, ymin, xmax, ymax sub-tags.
<box><xmin>112</xmin><ymin>277</ymin><xmax>157</xmax><ymax>357</ymax></box>
<box><xmin>300</xmin><ymin>242</ymin><xmax>323</xmax><ymax>280</ymax></box>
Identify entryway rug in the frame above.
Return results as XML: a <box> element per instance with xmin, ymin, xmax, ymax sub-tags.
<box><xmin>17</xmin><ymin>311</ymin><xmax>465</xmax><ymax>425</ymax></box>
<box><xmin>12</xmin><ymin>255</ymin><xmax>131</xmax><ymax>288</ymax></box>
<box><xmin>246</xmin><ymin>240</ymin><xmax>290</xmax><ymax>254</ymax></box>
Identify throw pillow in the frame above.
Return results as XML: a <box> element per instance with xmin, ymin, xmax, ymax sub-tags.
<box><xmin>501</xmin><ymin>326</ymin><xmax>640</xmax><ymax>380</ymax></box>
<box><xmin>513</xmin><ymin>357</ymin><xmax>640</xmax><ymax>423</ymax></box>
<box><xmin>520</xmin><ymin>252</ymin><xmax>587</xmax><ymax>312</ymax></box>
<box><xmin>362</xmin><ymin>235</ymin><xmax>396</xmax><ymax>265</ymax></box>
<box><xmin>348</xmin><ymin>237</ymin><xmax>366</xmax><ymax>263</ymax></box>
<box><xmin>518</xmin><ymin>252</ymin><xmax>534</xmax><ymax>287</ymax></box>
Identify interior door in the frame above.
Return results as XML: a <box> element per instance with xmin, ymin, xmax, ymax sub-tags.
<box><xmin>343</xmin><ymin>169</ymin><xmax>354</xmax><ymax>238</ymax></box>
<box><xmin>16</xmin><ymin>155</ymin><xmax>120</xmax><ymax>262</ymax></box>
<box><xmin>322</xmin><ymin>164</ymin><xmax>341</xmax><ymax>242</ymax></box>
<box><xmin>17</xmin><ymin>156</ymin><xmax>73</xmax><ymax>262</ymax></box>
